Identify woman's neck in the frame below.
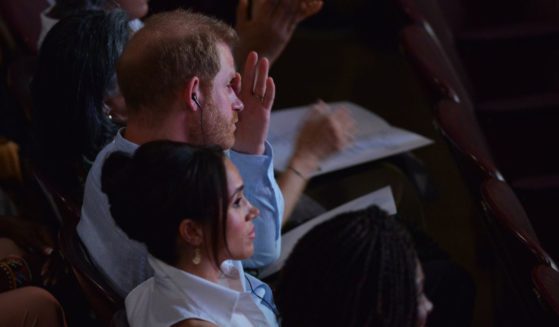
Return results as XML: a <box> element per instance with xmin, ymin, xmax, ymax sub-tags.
<box><xmin>176</xmin><ymin>257</ymin><xmax>222</xmax><ymax>284</ymax></box>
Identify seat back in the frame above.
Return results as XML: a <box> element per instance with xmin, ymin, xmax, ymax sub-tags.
<box><xmin>434</xmin><ymin>99</ymin><xmax>502</xmax><ymax>196</ymax></box>
<box><xmin>481</xmin><ymin>177</ymin><xmax>557</xmax><ymax>326</ymax></box>
<box><xmin>58</xmin><ymin>220</ymin><xmax>124</xmax><ymax>325</ymax></box>
<box><xmin>396</xmin><ymin>0</ymin><xmax>466</xmax><ymax>39</ymax></box>
<box><xmin>532</xmin><ymin>265</ymin><xmax>559</xmax><ymax>325</ymax></box>
<box><xmin>395</xmin><ymin>0</ymin><xmax>472</xmax><ymax>84</ymax></box>
<box><xmin>400</xmin><ymin>23</ymin><xmax>469</xmax><ymax>106</ymax></box>
<box><xmin>0</xmin><ymin>0</ymin><xmax>48</xmax><ymax>54</ymax></box>
<box><xmin>36</xmin><ymin>164</ymin><xmax>125</xmax><ymax>325</ymax></box>
<box><xmin>481</xmin><ymin>178</ymin><xmax>554</xmax><ymax>267</ymax></box>
<box><xmin>31</xmin><ymin>167</ymin><xmax>79</xmax><ymax>226</ymax></box>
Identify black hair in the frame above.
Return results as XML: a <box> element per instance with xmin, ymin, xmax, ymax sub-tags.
<box><xmin>49</xmin><ymin>0</ymin><xmax>109</xmax><ymax>19</ymax></box>
<box><xmin>277</xmin><ymin>205</ymin><xmax>418</xmax><ymax>327</ymax></box>
<box><xmin>101</xmin><ymin>141</ymin><xmax>229</xmax><ymax>266</ymax></box>
<box><xmin>31</xmin><ymin>10</ymin><xmax>129</xmax><ymax>197</ymax></box>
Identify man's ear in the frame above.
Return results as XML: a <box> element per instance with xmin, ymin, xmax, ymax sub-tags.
<box><xmin>183</xmin><ymin>77</ymin><xmax>201</xmax><ymax>112</ymax></box>
<box><xmin>178</xmin><ymin>219</ymin><xmax>204</xmax><ymax>246</ymax></box>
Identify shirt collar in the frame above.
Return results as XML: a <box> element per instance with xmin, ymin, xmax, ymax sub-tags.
<box><xmin>148</xmin><ymin>256</ymin><xmax>246</xmax><ymax>324</ymax></box>
<box><xmin>113</xmin><ymin>128</ymin><xmax>139</xmax><ymax>154</ymax></box>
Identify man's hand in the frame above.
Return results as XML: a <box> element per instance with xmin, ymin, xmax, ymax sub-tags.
<box><xmin>235</xmin><ymin>0</ymin><xmax>324</xmax><ymax>65</ymax></box>
<box><xmin>233</xmin><ymin>51</ymin><xmax>275</xmax><ymax>155</ymax></box>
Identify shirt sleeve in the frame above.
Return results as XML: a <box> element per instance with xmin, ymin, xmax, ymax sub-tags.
<box><xmin>229</xmin><ymin>141</ymin><xmax>284</xmax><ymax>269</ymax></box>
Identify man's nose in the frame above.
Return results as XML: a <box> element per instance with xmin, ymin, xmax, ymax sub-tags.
<box><xmin>233</xmin><ymin>94</ymin><xmax>244</xmax><ymax>112</ymax></box>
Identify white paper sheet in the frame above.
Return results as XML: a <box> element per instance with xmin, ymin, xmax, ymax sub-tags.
<box><xmin>259</xmin><ymin>186</ymin><xmax>396</xmax><ymax>278</ymax></box>
<box><xmin>268</xmin><ymin>101</ymin><xmax>433</xmax><ymax>176</ymax></box>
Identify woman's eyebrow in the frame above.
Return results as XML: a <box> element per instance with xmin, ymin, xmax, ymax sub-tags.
<box><xmin>229</xmin><ymin>184</ymin><xmax>244</xmax><ymax>200</ymax></box>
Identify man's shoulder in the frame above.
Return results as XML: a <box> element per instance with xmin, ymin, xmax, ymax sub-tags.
<box><xmin>88</xmin><ymin>136</ymin><xmax>137</xmax><ymax>179</ymax></box>
<box><xmin>87</xmin><ymin>142</ymin><xmax>119</xmax><ymax>182</ymax></box>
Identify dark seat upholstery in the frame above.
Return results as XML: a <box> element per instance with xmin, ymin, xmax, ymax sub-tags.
<box><xmin>0</xmin><ymin>0</ymin><xmax>48</xmax><ymax>54</ymax></box>
<box><xmin>58</xmin><ymin>220</ymin><xmax>124</xmax><ymax>326</ymax></box>
<box><xmin>532</xmin><ymin>265</ymin><xmax>559</xmax><ymax>325</ymax></box>
<box><xmin>481</xmin><ymin>177</ymin><xmax>557</xmax><ymax>326</ymax></box>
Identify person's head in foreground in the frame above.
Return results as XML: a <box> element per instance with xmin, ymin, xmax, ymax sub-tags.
<box><xmin>102</xmin><ymin>140</ymin><xmax>258</xmax><ymax>271</ymax></box>
<box><xmin>277</xmin><ymin>205</ymin><xmax>433</xmax><ymax>327</ymax></box>
<box><xmin>117</xmin><ymin>10</ymin><xmax>246</xmax><ymax>150</ymax></box>
<box><xmin>101</xmin><ymin>140</ymin><xmax>279</xmax><ymax>326</ymax></box>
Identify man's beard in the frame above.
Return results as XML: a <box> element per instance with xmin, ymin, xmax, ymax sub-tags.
<box><xmin>190</xmin><ymin>97</ymin><xmax>236</xmax><ymax>150</ymax></box>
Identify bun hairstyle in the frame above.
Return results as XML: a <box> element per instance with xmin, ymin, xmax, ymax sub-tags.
<box><xmin>101</xmin><ymin>140</ymin><xmax>229</xmax><ymax>266</ymax></box>
<box><xmin>277</xmin><ymin>205</ymin><xmax>418</xmax><ymax>327</ymax></box>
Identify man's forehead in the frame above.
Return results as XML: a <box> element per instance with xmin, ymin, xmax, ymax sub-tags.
<box><xmin>217</xmin><ymin>42</ymin><xmax>236</xmax><ymax>73</ymax></box>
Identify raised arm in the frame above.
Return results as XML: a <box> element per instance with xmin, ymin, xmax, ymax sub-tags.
<box><xmin>231</xmin><ymin>51</ymin><xmax>284</xmax><ymax>268</ymax></box>
<box><xmin>235</xmin><ymin>0</ymin><xmax>324</xmax><ymax>65</ymax></box>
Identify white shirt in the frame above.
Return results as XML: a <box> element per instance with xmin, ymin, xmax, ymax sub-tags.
<box><xmin>126</xmin><ymin>257</ymin><xmax>278</xmax><ymax>327</ymax></box>
<box><xmin>37</xmin><ymin>4</ymin><xmax>57</xmax><ymax>49</ymax></box>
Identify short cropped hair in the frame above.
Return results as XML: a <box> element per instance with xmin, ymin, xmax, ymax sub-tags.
<box><xmin>117</xmin><ymin>10</ymin><xmax>238</xmax><ymax>113</ymax></box>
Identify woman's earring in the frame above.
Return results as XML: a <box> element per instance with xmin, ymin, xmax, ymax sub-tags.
<box><xmin>192</xmin><ymin>248</ymin><xmax>201</xmax><ymax>265</ymax></box>
<box><xmin>102</xmin><ymin>103</ymin><xmax>113</xmax><ymax>120</ymax></box>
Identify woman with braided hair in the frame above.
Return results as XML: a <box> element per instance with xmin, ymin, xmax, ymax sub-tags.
<box><xmin>276</xmin><ymin>205</ymin><xmax>433</xmax><ymax>327</ymax></box>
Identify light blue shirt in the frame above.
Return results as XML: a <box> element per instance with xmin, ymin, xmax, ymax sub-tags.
<box><xmin>126</xmin><ymin>257</ymin><xmax>278</xmax><ymax>327</ymax></box>
<box><xmin>78</xmin><ymin>130</ymin><xmax>283</xmax><ymax>296</ymax></box>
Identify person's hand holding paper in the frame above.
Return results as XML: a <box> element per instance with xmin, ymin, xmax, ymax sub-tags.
<box><xmin>279</xmin><ymin>101</ymin><xmax>356</xmax><ymax>222</ymax></box>
<box><xmin>289</xmin><ymin>101</ymin><xmax>356</xmax><ymax>177</ymax></box>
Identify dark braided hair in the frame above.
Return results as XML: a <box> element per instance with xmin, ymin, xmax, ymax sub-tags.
<box><xmin>277</xmin><ymin>205</ymin><xmax>418</xmax><ymax>327</ymax></box>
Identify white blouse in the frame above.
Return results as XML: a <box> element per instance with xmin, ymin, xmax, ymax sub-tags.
<box><xmin>125</xmin><ymin>256</ymin><xmax>278</xmax><ymax>327</ymax></box>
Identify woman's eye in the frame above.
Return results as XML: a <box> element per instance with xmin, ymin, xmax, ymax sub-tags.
<box><xmin>233</xmin><ymin>198</ymin><xmax>242</xmax><ymax>207</ymax></box>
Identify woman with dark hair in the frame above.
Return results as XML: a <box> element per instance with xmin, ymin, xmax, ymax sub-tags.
<box><xmin>101</xmin><ymin>140</ymin><xmax>279</xmax><ymax>326</ymax></box>
<box><xmin>277</xmin><ymin>205</ymin><xmax>433</xmax><ymax>327</ymax></box>
<box><xmin>38</xmin><ymin>0</ymin><xmax>148</xmax><ymax>47</ymax></box>
<box><xmin>31</xmin><ymin>10</ymin><xmax>129</xmax><ymax>199</ymax></box>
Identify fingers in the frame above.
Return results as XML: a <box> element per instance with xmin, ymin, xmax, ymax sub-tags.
<box><xmin>257</xmin><ymin>0</ymin><xmax>276</xmax><ymax>17</ymax></box>
<box><xmin>305</xmin><ymin>100</ymin><xmax>327</xmax><ymax>119</ymax></box>
<box><xmin>297</xmin><ymin>0</ymin><xmax>324</xmax><ymax>23</ymax></box>
<box><xmin>236</xmin><ymin>0</ymin><xmax>249</xmax><ymax>23</ymax></box>
<box><xmin>272</xmin><ymin>0</ymin><xmax>324</xmax><ymax>29</ymax></box>
<box><xmin>254</xmin><ymin>57</ymin><xmax>270</xmax><ymax>98</ymax></box>
<box><xmin>242</xmin><ymin>52</ymin><xmax>271</xmax><ymax>105</ymax></box>
<box><xmin>272</xmin><ymin>0</ymin><xmax>299</xmax><ymax>30</ymax></box>
<box><xmin>242</xmin><ymin>51</ymin><xmax>259</xmax><ymax>96</ymax></box>
<box><xmin>263</xmin><ymin>77</ymin><xmax>275</xmax><ymax>108</ymax></box>
<box><xmin>331</xmin><ymin>107</ymin><xmax>356</xmax><ymax>147</ymax></box>
<box><xmin>295</xmin><ymin>102</ymin><xmax>355</xmax><ymax>162</ymax></box>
